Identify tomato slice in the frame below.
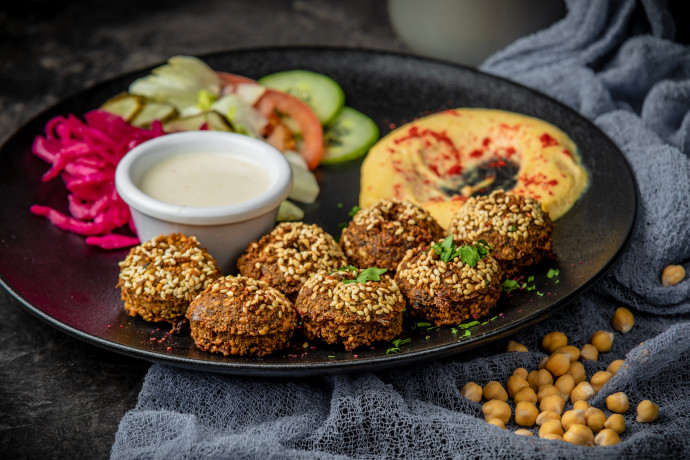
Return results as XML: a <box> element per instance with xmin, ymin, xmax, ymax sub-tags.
<box><xmin>218</xmin><ymin>72</ymin><xmax>324</xmax><ymax>170</ymax></box>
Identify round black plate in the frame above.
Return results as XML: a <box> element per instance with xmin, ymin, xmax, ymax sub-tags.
<box><xmin>0</xmin><ymin>47</ymin><xmax>637</xmax><ymax>376</ymax></box>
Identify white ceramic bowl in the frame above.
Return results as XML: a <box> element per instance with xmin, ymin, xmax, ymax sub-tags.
<box><xmin>115</xmin><ymin>131</ymin><xmax>292</xmax><ymax>272</ymax></box>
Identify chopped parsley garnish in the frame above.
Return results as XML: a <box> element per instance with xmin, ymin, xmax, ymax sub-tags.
<box><xmin>342</xmin><ymin>267</ymin><xmax>387</xmax><ymax>284</ymax></box>
<box><xmin>386</xmin><ymin>337</ymin><xmax>412</xmax><ymax>354</ymax></box>
<box><xmin>348</xmin><ymin>205</ymin><xmax>361</xmax><ymax>218</ymax></box>
<box><xmin>431</xmin><ymin>235</ymin><xmax>492</xmax><ymax>266</ymax></box>
<box><xmin>508</xmin><ymin>225</ymin><xmax>517</xmax><ymax>232</ymax></box>
<box><xmin>501</xmin><ymin>279</ymin><xmax>521</xmax><ymax>293</ymax></box>
<box><xmin>411</xmin><ymin>321</ymin><xmax>436</xmax><ymax>330</ymax></box>
<box><xmin>337</xmin><ymin>202</ymin><xmax>344</xmax><ymax>208</ymax></box>
<box><xmin>547</xmin><ymin>268</ymin><xmax>560</xmax><ymax>279</ymax></box>
<box><xmin>460</xmin><ymin>320</ymin><xmax>480</xmax><ymax>329</ymax></box>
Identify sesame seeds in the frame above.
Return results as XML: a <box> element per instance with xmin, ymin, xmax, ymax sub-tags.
<box><xmin>351</xmin><ymin>198</ymin><xmax>437</xmax><ymax>230</ymax></box>
<box><xmin>204</xmin><ymin>275</ymin><xmax>294</xmax><ymax>317</ymax></box>
<box><xmin>449</xmin><ymin>190</ymin><xmax>546</xmax><ymax>242</ymax></box>
<box><xmin>118</xmin><ymin>233</ymin><xmax>221</xmax><ymax>302</ymax></box>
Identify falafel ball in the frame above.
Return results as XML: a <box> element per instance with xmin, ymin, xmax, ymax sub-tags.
<box><xmin>448</xmin><ymin>190</ymin><xmax>553</xmax><ymax>278</ymax></box>
<box><xmin>395</xmin><ymin>238</ymin><xmax>503</xmax><ymax>326</ymax></box>
<box><xmin>118</xmin><ymin>233</ymin><xmax>222</xmax><ymax>323</ymax></box>
<box><xmin>186</xmin><ymin>275</ymin><xmax>297</xmax><ymax>357</ymax></box>
<box><xmin>295</xmin><ymin>268</ymin><xmax>405</xmax><ymax>351</ymax></box>
<box><xmin>237</xmin><ymin>222</ymin><xmax>347</xmax><ymax>300</ymax></box>
<box><xmin>340</xmin><ymin>198</ymin><xmax>444</xmax><ymax>272</ymax></box>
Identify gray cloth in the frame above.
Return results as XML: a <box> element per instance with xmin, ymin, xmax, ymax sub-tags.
<box><xmin>111</xmin><ymin>1</ymin><xmax>690</xmax><ymax>458</ymax></box>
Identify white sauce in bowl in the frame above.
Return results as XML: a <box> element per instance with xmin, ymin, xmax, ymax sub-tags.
<box><xmin>139</xmin><ymin>152</ymin><xmax>271</xmax><ymax>207</ymax></box>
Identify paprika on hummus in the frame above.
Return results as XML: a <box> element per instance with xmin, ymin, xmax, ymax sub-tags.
<box><xmin>360</xmin><ymin>108</ymin><xmax>588</xmax><ymax>228</ymax></box>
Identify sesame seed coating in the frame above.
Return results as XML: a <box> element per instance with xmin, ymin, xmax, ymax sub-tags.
<box><xmin>295</xmin><ymin>269</ymin><xmax>406</xmax><ymax>351</ymax></box>
<box><xmin>448</xmin><ymin>190</ymin><xmax>553</xmax><ymax>277</ymax></box>
<box><xmin>395</xmin><ymin>238</ymin><xmax>503</xmax><ymax>326</ymax></box>
<box><xmin>340</xmin><ymin>198</ymin><xmax>444</xmax><ymax>271</ymax></box>
<box><xmin>118</xmin><ymin>233</ymin><xmax>222</xmax><ymax>323</ymax></box>
<box><xmin>237</xmin><ymin>222</ymin><xmax>347</xmax><ymax>300</ymax></box>
<box><xmin>186</xmin><ymin>275</ymin><xmax>297</xmax><ymax>357</ymax></box>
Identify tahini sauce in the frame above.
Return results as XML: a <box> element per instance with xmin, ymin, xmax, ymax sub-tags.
<box><xmin>140</xmin><ymin>152</ymin><xmax>270</xmax><ymax>207</ymax></box>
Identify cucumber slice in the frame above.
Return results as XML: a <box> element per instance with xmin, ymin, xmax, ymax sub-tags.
<box><xmin>130</xmin><ymin>101</ymin><xmax>177</xmax><ymax>128</ymax></box>
<box><xmin>321</xmin><ymin>107</ymin><xmax>379</xmax><ymax>165</ymax></box>
<box><xmin>162</xmin><ymin>111</ymin><xmax>232</xmax><ymax>132</ymax></box>
<box><xmin>258</xmin><ymin>70</ymin><xmax>345</xmax><ymax>126</ymax></box>
<box><xmin>101</xmin><ymin>93</ymin><xmax>144</xmax><ymax>122</ymax></box>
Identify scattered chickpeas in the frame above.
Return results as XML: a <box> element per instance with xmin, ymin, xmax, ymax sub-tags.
<box><xmin>636</xmin><ymin>400</ymin><xmax>659</xmax><ymax>423</ymax></box>
<box><xmin>567</xmin><ymin>361</ymin><xmax>587</xmax><ymax>384</ymax></box>
<box><xmin>554</xmin><ymin>345</ymin><xmax>580</xmax><ymax>362</ymax></box>
<box><xmin>514</xmin><ymin>428</ymin><xmax>534</xmax><ymax>437</ymax></box>
<box><xmin>540</xmin><ymin>394</ymin><xmax>566</xmax><ymax>415</ymax></box>
<box><xmin>483</xmin><ymin>381</ymin><xmax>509</xmax><ymax>402</ymax></box>
<box><xmin>554</xmin><ymin>374</ymin><xmax>575</xmax><ymax>401</ymax></box>
<box><xmin>563</xmin><ymin>423</ymin><xmax>594</xmax><ymax>446</ymax></box>
<box><xmin>580</xmin><ymin>343</ymin><xmax>599</xmax><ymax>361</ymax></box>
<box><xmin>539</xmin><ymin>419</ymin><xmax>564</xmax><ymax>438</ymax></box>
<box><xmin>507</xmin><ymin>340</ymin><xmax>529</xmax><ymax>352</ymax></box>
<box><xmin>542</xmin><ymin>331</ymin><xmax>568</xmax><ymax>354</ymax></box>
<box><xmin>606</xmin><ymin>392</ymin><xmax>630</xmax><ymax>413</ymax></box>
<box><xmin>607</xmin><ymin>359</ymin><xmax>625</xmax><ymax>375</ymax></box>
<box><xmin>604</xmin><ymin>413</ymin><xmax>626</xmax><ymax>434</ymax></box>
<box><xmin>536</xmin><ymin>411</ymin><xmax>561</xmax><ymax>426</ymax></box>
<box><xmin>585</xmin><ymin>407</ymin><xmax>606</xmax><ymax>433</ymax></box>
<box><xmin>528</xmin><ymin>369</ymin><xmax>553</xmax><ymax>390</ymax></box>
<box><xmin>571</xmin><ymin>381</ymin><xmax>596</xmax><ymax>402</ymax></box>
<box><xmin>590</xmin><ymin>371</ymin><xmax>613</xmax><ymax>393</ymax></box>
<box><xmin>611</xmin><ymin>307</ymin><xmax>635</xmax><ymax>333</ymax></box>
<box><xmin>590</xmin><ymin>331</ymin><xmax>614</xmax><ymax>353</ymax></box>
<box><xmin>546</xmin><ymin>353</ymin><xmax>571</xmax><ymax>377</ymax></box>
<box><xmin>594</xmin><ymin>428</ymin><xmax>622</xmax><ymax>446</ymax></box>
<box><xmin>513</xmin><ymin>367</ymin><xmax>529</xmax><ymax>380</ymax></box>
<box><xmin>542</xmin><ymin>433</ymin><xmax>564</xmax><ymax>441</ymax></box>
<box><xmin>561</xmin><ymin>409</ymin><xmax>586</xmax><ymax>431</ymax></box>
<box><xmin>507</xmin><ymin>375</ymin><xmax>530</xmax><ymax>399</ymax></box>
<box><xmin>460</xmin><ymin>382</ymin><xmax>483</xmax><ymax>403</ymax></box>
<box><xmin>537</xmin><ymin>384</ymin><xmax>561</xmax><ymax>402</ymax></box>
<box><xmin>482</xmin><ymin>399</ymin><xmax>511</xmax><ymax>424</ymax></box>
<box><xmin>515</xmin><ymin>401</ymin><xmax>539</xmax><ymax>427</ymax></box>
<box><xmin>513</xmin><ymin>386</ymin><xmax>538</xmax><ymax>405</ymax></box>
<box><xmin>661</xmin><ymin>264</ymin><xmax>685</xmax><ymax>286</ymax></box>
<box><xmin>487</xmin><ymin>418</ymin><xmax>507</xmax><ymax>429</ymax></box>
<box><xmin>572</xmin><ymin>400</ymin><xmax>590</xmax><ymax>411</ymax></box>
<box><xmin>538</xmin><ymin>356</ymin><xmax>549</xmax><ymax>370</ymax></box>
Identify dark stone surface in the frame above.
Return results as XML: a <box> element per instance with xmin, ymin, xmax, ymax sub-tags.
<box><xmin>0</xmin><ymin>2</ymin><xmax>404</xmax><ymax>458</ymax></box>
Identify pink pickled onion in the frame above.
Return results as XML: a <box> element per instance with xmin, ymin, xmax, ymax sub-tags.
<box><xmin>30</xmin><ymin>109</ymin><xmax>166</xmax><ymax>249</ymax></box>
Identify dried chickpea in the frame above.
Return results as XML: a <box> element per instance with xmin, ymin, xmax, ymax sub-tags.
<box><xmin>554</xmin><ymin>374</ymin><xmax>575</xmax><ymax>401</ymax></box>
<box><xmin>528</xmin><ymin>369</ymin><xmax>553</xmax><ymax>390</ymax></box>
<box><xmin>554</xmin><ymin>345</ymin><xmax>580</xmax><ymax>362</ymax></box>
<box><xmin>540</xmin><ymin>394</ymin><xmax>566</xmax><ymax>415</ymax></box>
<box><xmin>611</xmin><ymin>307</ymin><xmax>634</xmax><ymax>333</ymax></box>
<box><xmin>661</xmin><ymin>264</ymin><xmax>685</xmax><ymax>286</ymax></box>
<box><xmin>580</xmin><ymin>343</ymin><xmax>599</xmax><ymax>361</ymax></box>
<box><xmin>537</xmin><ymin>386</ymin><xmax>560</xmax><ymax>404</ymax></box>
<box><xmin>536</xmin><ymin>411</ymin><xmax>561</xmax><ymax>426</ymax></box>
<box><xmin>507</xmin><ymin>375</ymin><xmax>530</xmax><ymax>399</ymax></box>
<box><xmin>594</xmin><ymin>428</ymin><xmax>622</xmax><ymax>446</ymax></box>
<box><xmin>571</xmin><ymin>382</ymin><xmax>596</xmax><ymax>402</ymax></box>
<box><xmin>538</xmin><ymin>356</ymin><xmax>549</xmax><ymax>370</ymax></box>
<box><xmin>513</xmin><ymin>367</ymin><xmax>529</xmax><ymax>380</ymax></box>
<box><xmin>561</xmin><ymin>409</ymin><xmax>586</xmax><ymax>431</ymax></box>
<box><xmin>572</xmin><ymin>400</ymin><xmax>590</xmax><ymax>411</ymax></box>
<box><xmin>563</xmin><ymin>423</ymin><xmax>594</xmax><ymax>446</ymax></box>
<box><xmin>487</xmin><ymin>418</ymin><xmax>506</xmax><ymax>429</ymax></box>
<box><xmin>542</xmin><ymin>331</ymin><xmax>568</xmax><ymax>354</ymax></box>
<box><xmin>460</xmin><ymin>382</ymin><xmax>483</xmax><ymax>403</ymax></box>
<box><xmin>483</xmin><ymin>381</ymin><xmax>508</xmax><ymax>402</ymax></box>
<box><xmin>566</xmin><ymin>361</ymin><xmax>586</xmax><ymax>384</ymax></box>
<box><xmin>585</xmin><ymin>407</ymin><xmax>606</xmax><ymax>432</ymax></box>
<box><xmin>590</xmin><ymin>371</ymin><xmax>613</xmax><ymax>393</ymax></box>
<box><xmin>604</xmin><ymin>413</ymin><xmax>626</xmax><ymax>434</ymax></box>
<box><xmin>482</xmin><ymin>399</ymin><xmax>511</xmax><ymax>424</ymax></box>
<box><xmin>542</xmin><ymin>433</ymin><xmax>564</xmax><ymax>441</ymax></box>
<box><xmin>545</xmin><ymin>353</ymin><xmax>571</xmax><ymax>377</ymax></box>
<box><xmin>507</xmin><ymin>340</ymin><xmax>529</xmax><ymax>352</ymax></box>
<box><xmin>606</xmin><ymin>392</ymin><xmax>629</xmax><ymax>413</ymax></box>
<box><xmin>515</xmin><ymin>401</ymin><xmax>539</xmax><ymax>427</ymax></box>
<box><xmin>514</xmin><ymin>428</ymin><xmax>534</xmax><ymax>437</ymax></box>
<box><xmin>538</xmin><ymin>419</ymin><xmax>564</xmax><ymax>438</ymax></box>
<box><xmin>636</xmin><ymin>399</ymin><xmax>659</xmax><ymax>423</ymax></box>
<box><xmin>590</xmin><ymin>330</ymin><xmax>614</xmax><ymax>353</ymax></box>
<box><xmin>607</xmin><ymin>359</ymin><xmax>625</xmax><ymax>375</ymax></box>
<box><xmin>513</xmin><ymin>386</ymin><xmax>538</xmax><ymax>405</ymax></box>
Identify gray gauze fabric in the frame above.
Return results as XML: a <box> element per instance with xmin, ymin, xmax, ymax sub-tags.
<box><xmin>111</xmin><ymin>1</ymin><xmax>690</xmax><ymax>458</ymax></box>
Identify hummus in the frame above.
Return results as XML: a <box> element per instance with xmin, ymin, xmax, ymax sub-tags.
<box><xmin>360</xmin><ymin>108</ymin><xmax>588</xmax><ymax>228</ymax></box>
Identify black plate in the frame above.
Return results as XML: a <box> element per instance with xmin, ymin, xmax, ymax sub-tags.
<box><xmin>0</xmin><ymin>47</ymin><xmax>637</xmax><ymax>376</ymax></box>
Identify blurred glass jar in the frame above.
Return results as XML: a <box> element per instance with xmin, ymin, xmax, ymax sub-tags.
<box><xmin>388</xmin><ymin>0</ymin><xmax>566</xmax><ymax>67</ymax></box>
